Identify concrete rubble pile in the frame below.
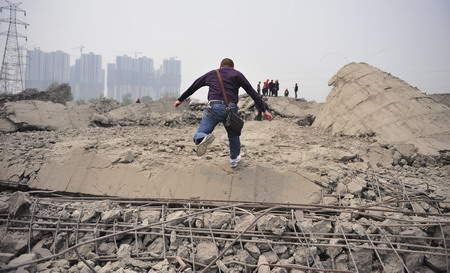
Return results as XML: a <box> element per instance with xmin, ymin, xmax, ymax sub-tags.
<box><xmin>314</xmin><ymin>62</ymin><xmax>450</xmax><ymax>156</ymax></box>
<box><xmin>237</xmin><ymin>95</ymin><xmax>321</xmax><ymax>127</ymax></box>
<box><xmin>0</xmin><ymin>83</ymin><xmax>73</xmax><ymax>106</ymax></box>
<box><xmin>91</xmin><ymin>98</ymin><xmax>199</xmax><ymax>127</ymax></box>
<box><xmin>0</xmin><ymin>83</ymin><xmax>99</xmax><ymax>133</ymax></box>
<box><xmin>430</xmin><ymin>93</ymin><xmax>450</xmax><ymax>108</ymax></box>
<box><xmin>0</xmin><ymin>191</ymin><xmax>448</xmax><ymax>273</ymax></box>
<box><xmin>0</xmin><ymin>85</ymin><xmax>198</xmax><ymax>133</ymax></box>
<box><xmin>0</xmin><ymin>63</ymin><xmax>450</xmax><ymax>272</ymax></box>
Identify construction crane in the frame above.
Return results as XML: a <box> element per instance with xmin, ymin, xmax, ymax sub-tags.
<box><xmin>115</xmin><ymin>50</ymin><xmax>143</xmax><ymax>58</ymax></box>
<box><xmin>70</xmin><ymin>44</ymin><xmax>85</xmax><ymax>55</ymax></box>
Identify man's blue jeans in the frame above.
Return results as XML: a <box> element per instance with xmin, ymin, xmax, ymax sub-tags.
<box><xmin>193</xmin><ymin>103</ymin><xmax>240</xmax><ymax>160</ymax></box>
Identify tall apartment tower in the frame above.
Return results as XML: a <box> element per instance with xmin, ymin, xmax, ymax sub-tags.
<box><xmin>25</xmin><ymin>48</ymin><xmax>70</xmax><ymax>90</ymax></box>
<box><xmin>157</xmin><ymin>57</ymin><xmax>181</xmax><ymax>98</ymax></box>
<box><xmin>107</xmin><ymin>55</ymin><xmax>155</xmax><ymax>102</ymax></box>
<box><xmin>70</xmin><ymin>52</ymin><xmax>104</xmax><ymax>101</ymax></box>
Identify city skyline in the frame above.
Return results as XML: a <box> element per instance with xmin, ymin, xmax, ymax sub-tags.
<box><xmin>25</xmin><ymin>48</ymin><xmax>181</xmax><ymax>101</ymax></box>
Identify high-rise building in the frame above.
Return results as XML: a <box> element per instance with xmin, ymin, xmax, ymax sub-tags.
<box><xmin>107</xmin><ymin>55</ymin><xmax>155</xmax><ymax>102</ymax></box>
<box><xmin>25</xmin><ymin>48</ymin><xmax>70</xmax><ymax>91</ymax></box>
<box><xmin>70</xmin><ymin>52</ymin><xmax>104</xmax><ymax>101</ymax></box>
<box><xmin>157</xmin><ymin>57</ymin><xmax>181</xmax><ymax>98</ymax></box>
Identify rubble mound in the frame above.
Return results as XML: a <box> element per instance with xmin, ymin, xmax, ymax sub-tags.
<box><xmin>91</xmin><ymin>98</ymin><xmax>196</xmax><ymax>127</ymax></box>
<box><xmin>89</xmin><ymin>97</ymin><xmax>121</xmax><ymax>113</ymax></box>
<box><xmin>237</xmin><ymin>95</ymin><xmax>322</xmax><ymax>126</ymax></box>
<box><xmin>314</xmin><ymin>62</ymin><xmax>450</xmax><ymax>155</ymax></box>
<box><xmin>0</xmin><ymin>83</ymin><xmax>73</xmax><ymax>106</ymax></box>
<box><xmin>430</xmin><ymin>93</ymin><xmax>450</xmax><ymax>108</ymax></box>
<box><xmin>0</xmin><ymin>100</ymin><xmax>96</xmax><ymax>132</ymax></box>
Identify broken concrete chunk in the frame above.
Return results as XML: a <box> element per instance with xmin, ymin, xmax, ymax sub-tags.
<box><xmin>352</xmin><ymin>223</ymin><xmax>366</xmax><ymax>237</ymax></box>
<box><xmin>235</xmin><ymin>249</ymin><xmax>257</xmax><ymax>265</ymax></box>
<box><xmin>293</xmin><ymin>246</ymin><xmax>317</xmax><ymax>266</ymax></box>
<box><xmin>261</xmin><ymin>251</ymin><xmax>279</xmax><ymax>264</ymax></box>
<box><xmin>93</xmin><ymin>200</ymin><xmax>113</xmax><ymax>213</ymax></box>
<box><xmin>257</xmin><ymin>255</ymin><xmax>271</xmax><ymax>273</ymax></box>
<box><xmin>147</xmin><ymin>237</ymin><xmax>167</xmax><ymax>255</ymax></box>
<box><xmin>348</xmin><ymin>248</ymin><xmax>373</xmax><ymax>273</ymax></box>
<box><xmin>404</xmin><ymin>253</ymin><xmax>424</xmax><ymax>272</ymax></box>
<box><xmin>138</xmin><ymin>210</ymin><xmax>161</xmax><ymax>224</ymax></box>
<box><xmin>256</xmin><ymin>214</ymin><xmax>288</xmax><ymax>235</ymax></box>
<box><xmin>80</xmin><ymin>210</ymin><xmax>97</xmax><ymax>223</ymax></box>
<box><xmin>7</xmin><ymin>191</ymin><xmax>31</xmax><ymax>217</ymax></box>
<box><xmin>151</xmin><ymin>258</ymin><xmax>169</xmax><ymax>271</ymax></box>
<box><xmin>382</xmin><ymin>254</ymin><xmax>404</xmax><ymax>273</ymax></box>
<box><xmin>367</xmin><ymin>143</ymin><xmax>394</xmax><ymax>168</ymax></box>
<box><xmin>165</xmin><ymin>211</ymin><xmax>186</xmax><ymax>225</ymax></box>
<box><xmin>325</xmin><ymin>239</ymin><xmax>343</xmax><ymax>259</ymax></box>
<box><xmin>234</xmin><ymin>214</ymin><xmax>257</xmax><ymax>232</ymax></box>
<box><xmin>204</xmin><ymin>211</ymin><xmax>232</xmax><ymax>229</ymax></box>
<box><xmin>118</xmin><ymin>151</ymin><xmax>134</xmax><ymax>163</ymax></box>
<box><xmin>312</xmin><ymin>220</ymin><xmax>333</xmax><ymax>234</ymax></box>
<box><xmin>0</xmin><ymin>201</ymin><xmax>8</xmax><ymax>214</ymax></box>
<box><xmin>295</xmin><ymin>218</ymin><xmax>313</xmax><ymax>234</ymax></box>
<box><xmin>346</xmin><ymin>180</ymin><xmax>363</xmax><ymax>195</ymax></box>
<box><xmin>33</xmin><ymin>247</ymin><xmax>52</xmax><ymax>259</ymax></box>
<box><xmin>0</xmin><ymin>252</ymin><xmax>14</xmax><ymax>264</ymax></box>
<box><xmin>425</xmin><ymin>254</ymin><xmax>449</xmax><ymax>272</ymax></box>
<box><xmin>334</xmin><ymin>183</ymin><xmax>348</xmax><ymax>196</ymax></box>
<box><xmin>392</xmin><ymin>144</ymin><xmax>416</xmax><ymax>164</ymax></box>
<box><xmin>334</xmin><ymin>253</ymin><xmax>349</xmax><ymax>271</ymax></box>
<box><xmin>101</xmin><ymin>209</ymin><xmax>122</xmax><ymax>223</ymax></box>
<box><xmin>322</xmin><ymin>196</ymin><xmax>338</xmax><ymax>206</ymax></box>
<box><xmin>98</xmin><ymin>242</ymin><xmax>116</xmax><ymax>256</ymax></box>
<box><xmin>0</xmin><ymin>232</ymin><xmax>29</xmax><ymax>256</ymax></box>
<box><xmin>195</xmin><ymin>241</ymin><xmax>218</xmax><ymax>264</ymax></box>
<box><xmin>244</xmin><ymin>242</ymin><xmax>261</xmax><ymax>259</ymax></box>
<box><xmin>7</xmin><ymin>253</ymin><xmax>37</xmax><ymax>272</ymax></box>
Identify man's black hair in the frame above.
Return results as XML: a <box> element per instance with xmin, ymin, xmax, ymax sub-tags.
<box><xmin>220</xmin><ymin>58</ymin><xmax>234</xmax><ymax>68</ymax></box>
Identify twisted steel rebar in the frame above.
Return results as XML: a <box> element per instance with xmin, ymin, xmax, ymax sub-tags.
<box><xmin>0</xmin><ymin>194</ymin><xmax>448</xmax><ymax>272</ymax></box>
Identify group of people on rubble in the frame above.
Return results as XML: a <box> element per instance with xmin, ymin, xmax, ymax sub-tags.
<box><xmin>257</xmin><ymin>80</ymin><xmax>299</xmax><ymax>98</ymax></box>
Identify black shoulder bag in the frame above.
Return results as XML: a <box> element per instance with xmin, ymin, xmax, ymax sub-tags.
<box><xmin>216</xmin><ymin>69</ymin><xmax>244</xmax><ymax>136</ymax></box>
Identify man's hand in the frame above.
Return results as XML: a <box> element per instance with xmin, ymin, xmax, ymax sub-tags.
<box><xmin>173</xmin><ymin>100</ymin><xmax>182</xmax><ymax>108</ymax></box>
<box><xmin>263</xmin><ymin>111</ymin><xmax>273</xmax><ymax>121</ymax></box>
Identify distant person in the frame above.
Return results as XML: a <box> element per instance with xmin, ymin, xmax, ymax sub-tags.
<box><xmin>136</xmin><ymin>97</ymin><xmax>141</xmax><ymax>103</ymax></box>
<box><xmin>294</xmin><ymin>83</ymin><xmax>298</xmax><ymax>98</ymax></box>
<box><xmin>275</xmin><ymin>80</ymin><xmax>280</xmax><ymax>97</ymax></box>
<box><xmin>263</xmin><ymin>79</ymin><xmax>269</xmax><ymax>96</ymax></box>
<box><xmin>269</xmin><ymin>80</ymin><xmax>275</xmax><ymax>97</ymax></box>
<box><xmin>257</xmin><ymin>81</ymin><xmax>261</xmax><ymax>95</ymax></box>
<box><xmin>173</xmin><ymin>58</ymin><xmax>273</xmax><ymax>168</ymax></box>
<box><xmin>284</xmin><ymin>88</ymin><xmax>289</xmax><ymax>97</ymax></box>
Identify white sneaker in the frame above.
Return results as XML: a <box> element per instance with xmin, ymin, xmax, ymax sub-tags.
<box><xmin>196</xmin><ymin>134</ymin><xmax>215</xmax><ymax>156</ymax></box>
<box><xmin>230</xmin><ymin>155</ymin><xmax>241</xmax><ymax>168</ymax></box>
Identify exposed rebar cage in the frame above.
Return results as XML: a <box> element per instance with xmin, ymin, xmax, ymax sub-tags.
<box><xmin>0</xmin><ymin>0</ymin><xmax>28</xmax><ymax>94</ymax></box>
<box><xmin>0</xmin><ymin>192</ymin><xmax>449</xmax><ymax>273</ymax></box>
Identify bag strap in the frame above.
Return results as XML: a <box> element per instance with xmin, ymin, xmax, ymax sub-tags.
<box><xmin>215</xmin><ymin>69</ymin><xmax>230</xmax><ymax>111</ymax></box>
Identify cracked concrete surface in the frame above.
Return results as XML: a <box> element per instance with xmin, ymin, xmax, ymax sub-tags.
<box><xmin>314</xmin><ymin>62</ymin><xmax>450</xmax><ymax>155</ymax></box>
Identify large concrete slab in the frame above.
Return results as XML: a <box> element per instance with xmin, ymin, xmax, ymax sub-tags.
<box><xmin>29</xmin><ymin>149</ymin><xmax>322</xmax><ymax>204</ymax></box>
<box><xmin>314</xmin><ymin>62</ymin><xmax>450</xmax><ymax>155</ymax></box>
<box><xmin>0</xmin><ymin>100</ymin><xmax>95</xmax><ymax>132</ymax></box>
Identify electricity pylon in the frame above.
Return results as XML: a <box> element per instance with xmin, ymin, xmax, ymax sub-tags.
<box><xmin>0</xmin><ymin>0</ymin><xmax>28</xmax><ymax>94</ymax></box>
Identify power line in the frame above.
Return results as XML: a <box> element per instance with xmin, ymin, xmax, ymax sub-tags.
<box><xmin>0</xmin><ymin>0</ymin><xmax>28</xmax><ymax>94</ymax></box>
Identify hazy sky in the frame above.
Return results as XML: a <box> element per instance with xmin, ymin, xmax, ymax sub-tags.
<box><xmin>2</xmin><ymin>0</ymin><xmax>450</xmax><ymax>102</ymax></box>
